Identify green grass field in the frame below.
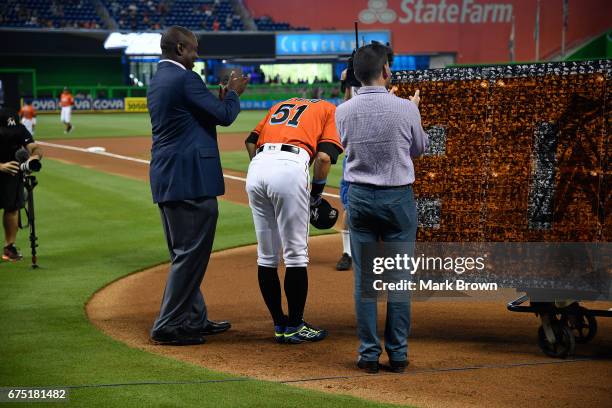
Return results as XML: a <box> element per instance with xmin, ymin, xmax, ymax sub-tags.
<box><xmin>0</xmin><ymin>160</ymin><xmax>398</xmax><ymax>407</ymax></box>
<box><xmin>35</xmin><ymin>111</ymin><xmax>346</xmax><ymax>187</ymax></box>
<box><xmin>34</xmin><ymin>111</ymin><xmax>266</xmax><ymax>140</ymax></box>
<box><xmin>3</xmin><ymin>111</ymin><xmax>368</xmax><ymax>406</ymax></box>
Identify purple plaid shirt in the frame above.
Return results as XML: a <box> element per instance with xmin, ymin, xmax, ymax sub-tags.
<box><xmin>335</xmin><ymin>86</ymin><xmax>429</xmax><ymax>186</ymax></box>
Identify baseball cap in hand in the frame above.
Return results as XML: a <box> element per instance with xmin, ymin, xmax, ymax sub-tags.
<box><xmin>310</xmin><ymin>198</ymin><xmax>338</xmax><ymax>229</ymax></box>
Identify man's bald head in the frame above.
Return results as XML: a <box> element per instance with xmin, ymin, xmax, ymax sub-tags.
<box><xmin>160</xmin><ymin>26</ymin><xmax>199</xmax><ymax>70</ymax></box>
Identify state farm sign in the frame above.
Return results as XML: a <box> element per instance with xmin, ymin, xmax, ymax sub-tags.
<box><xmin>359</xmin><ymin>0</ymin><xmax>513</xmax><ymax>24</ymax></box>
<box><xmin>246</xmin><ymin>0</ymin><xmax>609</xmax><ymax>63</ymax></box>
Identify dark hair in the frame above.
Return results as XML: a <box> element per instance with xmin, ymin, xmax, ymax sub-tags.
<box><xmin>353</xmin><ymin>43</ymin><xmax>390</xmax><ymax>85</ymax></box>
<box><xmin>160</xmin><ymin>26</ymin><xmax>194</xmax><ymax>55</ymax></box>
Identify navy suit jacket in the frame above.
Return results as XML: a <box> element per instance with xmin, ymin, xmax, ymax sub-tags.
<box><xmin>147</xmin><ymin>61</ymin><xmax>240</xmax><ymax>203</ymax></box>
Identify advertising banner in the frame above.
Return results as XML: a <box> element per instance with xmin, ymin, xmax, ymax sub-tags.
<box><xmin>30</xmin><ymin>98</ymin><xmax>125</xmax><ymax>111</ymax></box>
<box><xmin>30</xmin><ymin>97</ymin><xmax>348</xmax><ymax>112</ymax></box>
<box><xmin>276</xmin><ymin>31</ymin><xmax>391</xmax><ymax>56</ymax></box>
<box><xmin>124</xmin><ymin>97</ymin><xmax>148</xmax><ymax>112</ymax></box>
<box><xmin>249</xmin><ymin>0</ymin><xmax>611</xmax><ymax>62</ymax></box>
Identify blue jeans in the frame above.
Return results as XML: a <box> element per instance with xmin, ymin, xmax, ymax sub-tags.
<box><xmin>339</xmin><ymin>156</ymin><xmax>349</xmax><ymax>209</ymax></box>
<box><xmin>347</xmin><ymin>183</ymin><xmax>417</xmax><ymax>362</ymax></box>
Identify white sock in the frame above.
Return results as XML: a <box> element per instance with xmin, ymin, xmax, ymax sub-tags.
<box><xmin>341</xmin><ymin>230</ymin><xmax>351</xmax><ymax>257</ymax></box>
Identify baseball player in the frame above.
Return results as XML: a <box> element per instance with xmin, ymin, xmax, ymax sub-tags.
<box><xmin>59</xmin><ymin>87</ymin><xmax>74</xmax><ymax>133</ymax></box>
<box><xmin>19</xmin><ymin>101</ymin><xmax>36</xmax><ymax>136</ymax></box>
<box><xmin>245</xmin><ymin>97</ymin><xmax>343</xmax><ymax>344</ymax></box>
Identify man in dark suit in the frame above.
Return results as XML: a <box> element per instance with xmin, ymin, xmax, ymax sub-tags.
<box><xmin>148</xmin><ymin>26</ymin><xmax>249</xmax><ymax>345</ymax></box>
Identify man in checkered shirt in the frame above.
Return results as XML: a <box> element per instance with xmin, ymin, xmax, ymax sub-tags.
<box><xmin>335</xmin><ymin>42</ymin><xmax>429</xmax><ymax>374</ymax></box>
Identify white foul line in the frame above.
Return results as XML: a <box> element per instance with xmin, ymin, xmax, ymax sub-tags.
<box><xmin>39</xmin><ymin>141</ymin><xmax>150</xmax><ymax>164</ymax></box>
<box><xmin>38</xmin><ymin>141</ymin><xmax>341</xmax><ymax>199</ymax></box>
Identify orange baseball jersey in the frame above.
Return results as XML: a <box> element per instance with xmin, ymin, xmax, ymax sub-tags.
<box><xmin>60</xmin><ymin>92</ymin><xmax>74</xmax><ymax>107</ymax></box>
<box><xmin>252</xmin><ymin>98</ymin><xmax>342</xmax><ymax>157</ymax></box>
<box><xmin>19</xmin><ymin>104</ymin><xmax>36</xmax><ymax>120</ymax></box>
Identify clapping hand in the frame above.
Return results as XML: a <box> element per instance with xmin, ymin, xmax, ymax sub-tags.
<box><xmin>218</xmin><ymin>74</ymin><xmax>229</xmax><ymax>100</ymax></box>
<box><xmin>226</xmin><ymin>70</ymin><xmax>250</xmax><ymax>96</ymax></box>
<box><xmin>409</xmin><ymin>89</ymin><xmax>420</xmax><ymax>107</ymax></box>
<box><xmin>218</xmin><ymin>84</ymin><xmax>227</xmax><ymax>100</ymax></box>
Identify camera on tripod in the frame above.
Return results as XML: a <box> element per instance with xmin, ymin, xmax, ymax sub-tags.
<box><xmin>343</xmin><ymin>29</ymin><xmax>394</xmax><ymax>92</ymax></box>
<box><xmin>13</xmin><ymin>147</ymin><xmax>41</xmax><ymax>268</ymax></box>
<box><xmin>16</xmin><ymin>148</ymin><xmax>42</xmax><ymax>174</ymax></box>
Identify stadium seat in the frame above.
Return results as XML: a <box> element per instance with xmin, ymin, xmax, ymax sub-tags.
<box><xmin>253</xmin><ymin>17</ymin><xmax>307</xmax><ymax>31</ymax></box>
<box><xmin>0</xmin><ymin>0</ymin><xmax>309</xmax><ymax>32</ymax></box>
<box><xmin>0</xmin><ymin>0</ymin><xmax>104</xmax><ymax>29</ymax></box>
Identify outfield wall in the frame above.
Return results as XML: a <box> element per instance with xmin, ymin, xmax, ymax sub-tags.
<box><xmin>31</xmin><ymin>98</ymin><xmax>125</xmax><ymax>112</ymax></box>
<box><xmin>2</xmin><ymin>56</ymin><xmax>124</xmax><ymax>89</ymax></box>
<box><xmin>29</xmin><ymin>97</ymin><xmax>345</xmax><ymax>112</ymax></box>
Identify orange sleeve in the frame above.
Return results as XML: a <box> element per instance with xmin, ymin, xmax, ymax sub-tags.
<box><xmin>18</xmin><ymin>107</ymin><xmax>23</xmax><ymax>116</ymax></box>
<box><xmin>318</xmin><ymin>104</ymin><xmax>343</xmax><ymax>150</ymax></box>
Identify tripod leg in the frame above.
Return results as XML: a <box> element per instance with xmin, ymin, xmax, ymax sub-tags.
<box><xmin>25</xmin><ymin>177</ymin><xmax>38</xmax><ymax>268</ymax></box>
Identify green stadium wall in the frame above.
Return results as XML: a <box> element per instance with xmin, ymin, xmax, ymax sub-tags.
<box><xmin>3</xmin><ymin>56</ymin><xmax>124</xmax><ymax>88</ymax></box>
<box><xmin>566</xmin><ymin>30</ymin><xmax>612</xmax><ymax>60</ymax></box>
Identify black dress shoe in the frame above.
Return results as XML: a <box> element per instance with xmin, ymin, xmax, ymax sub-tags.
<box><xmin>150</xmin><ymin>326</ymin><xmax>206</xmax><ymax>346</ymax></box>
<box><xmin>199</xmin><ymin>320</ymin><xmax>231</xmax><ymax>335</ymax></box>
<box><xmin>357</xmin><ymin>358</ymin><xmax>379</xmax><ymax>374</ymax></box>
<box><xmin>388</xmin><ymin>359</ymin><xmax>408</xmax><ymax>373</ymax></box>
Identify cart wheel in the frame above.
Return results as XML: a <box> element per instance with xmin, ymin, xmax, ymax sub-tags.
<box><xmin>537</xmin><ymin>323</ymin><xmax>575</xmax><ymax>358</ymax></box>
<box><xmin>563</xmin><ymin>308</ymin><xmax>597</xmax><ymax>344</ymax></box>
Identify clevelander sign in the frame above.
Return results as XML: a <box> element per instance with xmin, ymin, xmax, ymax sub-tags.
<box><xmin>359</xmin><ymin>0</ymin><xmax>513</xmax><ymax>25</ymax></box>
<box><xmin>276</xmin><ymin>31</ymin><xmax>390</xmax><ymax>56</ymax></box>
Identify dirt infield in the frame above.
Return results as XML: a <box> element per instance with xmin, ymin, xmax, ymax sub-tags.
<box><xmin>49</xmin><ymin>133</ymin><xmax>248</xmax><ymax>159</ymax></box>
<box><xmin>46</xmin><ymin>136</ymin><xmax>612</xmax><ymax>407</ymax></box>
<box><xmin>87</xmin><ymin>235</ymin><xmax>612</xmax><ymax>408</ymax></box>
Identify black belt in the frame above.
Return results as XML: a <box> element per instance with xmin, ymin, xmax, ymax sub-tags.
<box><xmin>256</xmin><ymin>144</ymin><xmax>301</xmax><ymax>155</ymax></box>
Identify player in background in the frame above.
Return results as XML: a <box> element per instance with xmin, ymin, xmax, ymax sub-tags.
<box><xmin>19</xmin><ymin>101</ymin><xmax>36</xmax><ymax>136</ymax></box>
<box><xmin>245</xmin><ymin>97</ymin><xmax>343</xmax><ymax>344</ymax></box>
<box><xmin>59</xmin><ymin>87</ymin><xmax>74</xmax><ymax>133</ymax></box>
<box><xmin>335</xmin><ymin>69</ymin><xmax>357</xmax><ymax>271</ymax></box>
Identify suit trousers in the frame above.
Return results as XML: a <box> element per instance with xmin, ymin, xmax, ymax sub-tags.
<box><xmin>152</xmin><ymin>196</ymin><xmax>218</xmax><ymax>333</ymax></box>
<box><xmin>347</xmin><ymin>183</ymin><xmax>417</xmax><ymax>362</ymax></box>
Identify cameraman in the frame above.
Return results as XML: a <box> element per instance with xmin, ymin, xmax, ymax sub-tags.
<box><xmin>0</xmin><ymin>108</ymin><xmax>43</xmax><ymax>261</ymax></box>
